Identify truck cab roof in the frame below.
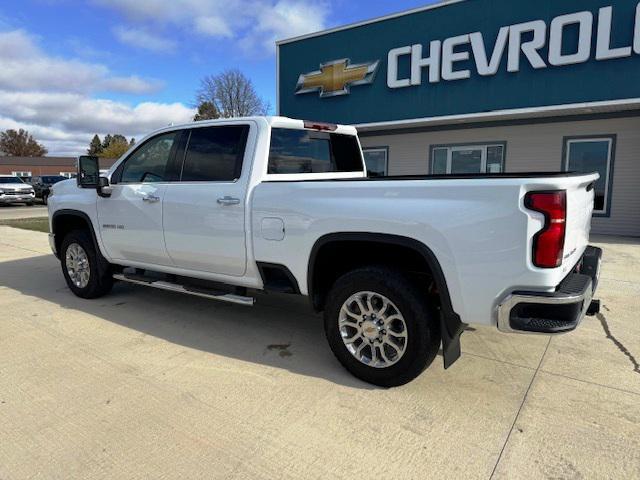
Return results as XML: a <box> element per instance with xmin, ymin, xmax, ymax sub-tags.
<box><xmin>104</xmin><ymin>116</ymin><xmax>365</xmax><ymax>182</ymax></box>
<box><xmin>148</xmin><ymin>116</ymin><xmax>358</xmax><ymax>137</ymax></box>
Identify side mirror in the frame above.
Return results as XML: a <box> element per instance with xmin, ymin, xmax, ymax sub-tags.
<box><xmin>77</xmin><ymin>155</ymin><xmax>99</xmax><ymax>188</ymax></box>
<box><xmin>97</xmin><ymin>177</ymin><xmax>112</xmax><ymax>198</ymax></box>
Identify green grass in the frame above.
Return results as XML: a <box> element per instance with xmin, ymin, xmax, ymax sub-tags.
<box><xmin>0</xmin><ymin>217</ymin><xmax>49</xmax><ymax>233</ymax></box>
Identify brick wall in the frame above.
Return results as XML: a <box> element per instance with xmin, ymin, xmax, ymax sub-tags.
<box><xmin>0</xmin><ymin>165</ymin><xmax>77</xmax><ymax>176</ymax></box>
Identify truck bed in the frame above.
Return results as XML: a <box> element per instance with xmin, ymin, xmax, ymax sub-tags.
<box><xmin>252</xmin><ymin>171</ymin><xmax>598</xmax><ymax>327</ymax></box>
<box><xmin>264</xmin><ymin>172</ymin><xmax>593</xmax><ymax>182</ymax></box>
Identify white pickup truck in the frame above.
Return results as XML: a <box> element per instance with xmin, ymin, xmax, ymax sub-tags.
<box><xmin>47</xmin><ymin>116</ymin><xmax>602</xmax><ymax>386</ymax></box>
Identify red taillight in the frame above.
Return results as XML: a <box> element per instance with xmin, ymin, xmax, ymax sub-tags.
<box><xmin>525</xmin><ymin>191</ymin><xmax>567</xmax><ymax>268</ymax></box>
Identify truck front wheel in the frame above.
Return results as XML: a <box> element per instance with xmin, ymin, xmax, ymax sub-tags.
<box><xmin>60</xmin><ymin>229</ymin><xmax>113</xmax><ymax>299</ymax></box>
<box><xmin>324</xmin><ymin>267</ymin><xmax>440</xmax><ymax>387</ymax></box>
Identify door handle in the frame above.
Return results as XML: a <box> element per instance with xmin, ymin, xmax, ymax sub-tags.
<box><xmin>217</xmin><ymin>196</ymin><xmax>241</xmax><ymax>206</ymax></box>
<box><xmin>142</xmin><ymin>194</ymin><xmax>160</xmax><ymax>203</ymax></box>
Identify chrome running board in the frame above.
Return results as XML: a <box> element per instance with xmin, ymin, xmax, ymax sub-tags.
<box><xmin>112</xmin><ymin>273</ymin><xmax>255</xmax><ymax>306</ymax></box>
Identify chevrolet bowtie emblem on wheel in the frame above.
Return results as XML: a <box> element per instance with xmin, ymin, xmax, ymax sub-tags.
<box><xmin>295</xmin><ymin>58</ymin><xmax>380</xmax><ymax>98</ymax></box>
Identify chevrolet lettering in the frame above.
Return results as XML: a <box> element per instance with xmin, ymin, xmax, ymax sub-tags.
<box><xmin>388</xmin><ymin>3</ymin><xmax>640</xmax><ymax>88</ymax></box>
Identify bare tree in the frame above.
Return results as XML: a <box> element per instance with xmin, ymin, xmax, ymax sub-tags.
<box><xmin>0</xmin><ymin>129</ymin><xmax>47</xmax><ymax>156</ymax></box>
<box><xmin>195</xmin><ymin>69</ymin><xmax>270</xmax><ymax>119</ymax></box>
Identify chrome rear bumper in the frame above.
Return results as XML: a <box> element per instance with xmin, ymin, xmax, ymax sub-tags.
<box><xmin>498</xmin><ymin>246</ymin><xmax>602</xmax><ymax>334</ymax></box>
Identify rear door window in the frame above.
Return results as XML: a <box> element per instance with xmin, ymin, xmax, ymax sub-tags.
<box><xmin>268</xmin><ymin>129</ymin><xmax>363</xmax><ymax>174</ymax></box>
<box><xmin>180</xmin><ymin>125</ymin><xmax>249</xmax><ymax>182</ymax></box>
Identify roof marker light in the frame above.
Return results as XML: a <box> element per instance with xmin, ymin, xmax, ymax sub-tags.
<box><xmin>303</xmin><ymin>120</ymin><xmax>338</xmax><ymax>131</ymax></box>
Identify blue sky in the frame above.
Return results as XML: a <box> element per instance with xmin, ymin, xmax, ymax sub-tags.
<box><xmin>0</xmin><ymin>0</ymin><xmax>437</xmax><ymax>155</ymax></box>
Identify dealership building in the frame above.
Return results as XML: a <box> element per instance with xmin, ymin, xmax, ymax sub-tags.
<box><xmin>277</xmin><ymin>0</ymin><xmax>640</xmax><ymax>236</ymax></box>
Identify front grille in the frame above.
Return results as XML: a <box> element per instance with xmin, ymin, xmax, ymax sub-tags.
<box><xmin>3</xmin><ymin>190</ymin><xmax>32</xmax><ymax>195</ymax></box>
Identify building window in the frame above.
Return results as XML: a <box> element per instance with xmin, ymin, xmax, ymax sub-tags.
<box><xmin>363</xmin><ymin>148</ymin><xmax>388</xmax><ymax>177</ymax></box>
<box><xmin>59</xmin><ymin>172</ymin><xmax>75</xmax><ymax>178</ymax></box>
<box><xmin>11</xmin><ymin>171</ymin><xmax>32</xmax><ymax>177</ymax></box>
<box><xmin>430</xmin><ymin>144</ymin><xmax>505</xmax><ymax>174</ymax></box>
<box><xmin>564</xmin><ymin>136</ymin><xmax>615</xmax><ymax>215</ymax></box>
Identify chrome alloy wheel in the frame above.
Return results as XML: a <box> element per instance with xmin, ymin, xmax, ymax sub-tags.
<box><xmin>65</xmin><ymin>243</ymin><xmax>90</xmax><ymax>289</ymax></box>
<box><xmin>338</xmin><ymin>291</ymin><xmax>408</xmax><ymax>368</ymax></box>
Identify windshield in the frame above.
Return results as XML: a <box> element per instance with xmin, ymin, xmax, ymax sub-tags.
<box><xmin>42</xmin><ymin>176</ymin><xmax>67</xmax><ymax>183</ymax></box>
<box><xmin>0</xmin><ymin>177</ymin><xmax>25</xmax><ymax>184</ymax></box>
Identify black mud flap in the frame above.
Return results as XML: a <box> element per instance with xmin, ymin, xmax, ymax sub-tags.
<box><xmin>440</xmin><ymin>313</ymin><xmax>464</xmax><ymax>369</ymax></box>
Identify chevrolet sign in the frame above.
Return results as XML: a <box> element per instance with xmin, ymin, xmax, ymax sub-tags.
<box><xmin>294</xmin><ymin>3</ymin><xmax>640</xmax><ymax>96</ymax></box>
<box><xmin>284</xmin><ymin>0</ymin><xmax>640</xmax><ymax>120</ymax></box>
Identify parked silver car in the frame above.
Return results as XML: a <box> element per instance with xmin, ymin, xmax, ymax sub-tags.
<box><xmin>0</xmin><ymin>175</ymin><xmax>35</xmax><ymax>205</ymax></box>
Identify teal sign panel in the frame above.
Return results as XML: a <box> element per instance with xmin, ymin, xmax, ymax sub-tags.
<box><xmin>278</xmin><ymin>0</ymin><xmax>640</xmax><ymax>125</ymax></box>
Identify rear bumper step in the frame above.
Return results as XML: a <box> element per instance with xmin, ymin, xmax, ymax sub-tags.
<box><xmin>498</xmin><ymin>246</ymin><xmax>602</xmax><ymax>334</ymax></box>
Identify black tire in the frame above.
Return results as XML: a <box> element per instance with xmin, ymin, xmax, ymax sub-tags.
<box><xmin>42</xmin><ymin>193</ymin><xmax>48</xmax><ymax>205</ymax></box>
<box><xmin>60</xmin><ymin>229</ymin><xmax>113</xmax><ymax>299</ymax></box>
<box><xmin>26</xmin><ymin>202</ymin><xmax>33</xmax><ymax>206</ymax></box>
<box><xmin>324</xmin><ymin>267</ymin><xmax>440</xmax><ymax>387</ymax></box>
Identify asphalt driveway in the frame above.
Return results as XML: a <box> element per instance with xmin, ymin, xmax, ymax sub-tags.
<box><xmin>0</xmin><ymin>227</ymin><xmax>638</xmax><ymax>479</ymax></box>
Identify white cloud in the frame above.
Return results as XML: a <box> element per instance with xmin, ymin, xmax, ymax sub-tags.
<box><xmin>0</xmin><ymin>28</ymin><xmax>191</xmax><ymax>156</ymax></box>
<box><xmin>194</xmin><ymin>17</ymin><xmax>234</xmax><ymax>38</ymax></box>
<box><xmin>0</xmin><ymin>29</ymin><xmax>161</xmax><ymax>94</ymax></box>
<box><xmin>0</xmin><ymin>115</ymin><xmax>98</xmax><ymax>157</ymax></box>
<box><xmin>94</xmin><ymin>0</ymin><xmax>207</xmax><ymax>23</ymax></box>
<box><xmin>0</xmin><ymin>91</ymin><xmax>195</xmax><ymax>155</ymax></box>
<box><xmin>101</xmin><ymin>75</ymin><xmax>163</xmax><ymax>95</ymax></box>
<box><xmin>94</xmin><ymin>0</ymin><xmax>330</xmax><ymax>55</ymax></box>
<box><xmin>243</xmin><ymin>0</ymin><xmax>329</xmax><ymax>52</ymax></box>
<box><xmin>113</xmin><ymin>26</ymin><xmax>177</xmax><ymax>53</ymax></box>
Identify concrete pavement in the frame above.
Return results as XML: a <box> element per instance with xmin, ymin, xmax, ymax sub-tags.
<box><xmin>0</xmin><ymin>227</ymin><xmax>638</xmax><ymax>479</ymax></box>
<box><xmin>0</xmin><ymin>205</ymin><xmax>48</xmax><ymax>220</ymax></box>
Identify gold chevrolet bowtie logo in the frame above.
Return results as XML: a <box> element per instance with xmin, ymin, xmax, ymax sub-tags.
<box><xmin>296</xmin><ymin>58</ymin><xmax>380</xmax><ymax>98</ymax></box>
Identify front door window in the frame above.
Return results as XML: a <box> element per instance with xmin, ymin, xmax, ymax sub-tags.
<box><xmin>119</xmin><ymin>131</ymin><xmax>179</xmax><ymax>183</ymax></box>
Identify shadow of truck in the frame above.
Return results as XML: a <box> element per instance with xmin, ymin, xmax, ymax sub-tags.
<box><xmin>0</xmin><ymin>252</ymin><xmax>376</xmax><ymax>389</ymax></box>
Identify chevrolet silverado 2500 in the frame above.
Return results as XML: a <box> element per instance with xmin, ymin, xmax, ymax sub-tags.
<box><xmin>47</xmin><ymin>117</ymin><xmax>602</xmax><ymax>386</ymax></box>
<box><xmin>0</xmin><ymin>175</ymin><xmax>35</xmax><ymax>205</ymax></box>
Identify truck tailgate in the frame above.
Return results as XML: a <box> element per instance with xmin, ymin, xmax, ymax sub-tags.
<box><xmin>563</xmin><ymin>176</ymin><xmax>596</xmax><ymax>268</ymax></box>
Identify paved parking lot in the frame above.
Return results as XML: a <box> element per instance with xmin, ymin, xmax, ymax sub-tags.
<box><xmin>0</xmin><ymin>226</ymin><xmax>638</xmax><ymax>479</ymax></box>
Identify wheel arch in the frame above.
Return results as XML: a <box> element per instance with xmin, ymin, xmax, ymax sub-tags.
<box><xmin>307</xmin><ymin>232</ymin><xmax>464</xmax><ymax>368</ymax></box>
<box><xmin>52</xmin><ymin>209</ymin><xmax>101</xmax><ymax>259</ymax></box>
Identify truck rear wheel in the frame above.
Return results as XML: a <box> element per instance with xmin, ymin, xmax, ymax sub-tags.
<box><xmin>324</xmin><ymin>267</ymin><xmax>440</xmax><ymax>387</ymax></box>
<box><xmin>60</xmin><ymin>229</ymin><xmax>113</xmax><ymax>299</ymax></box>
